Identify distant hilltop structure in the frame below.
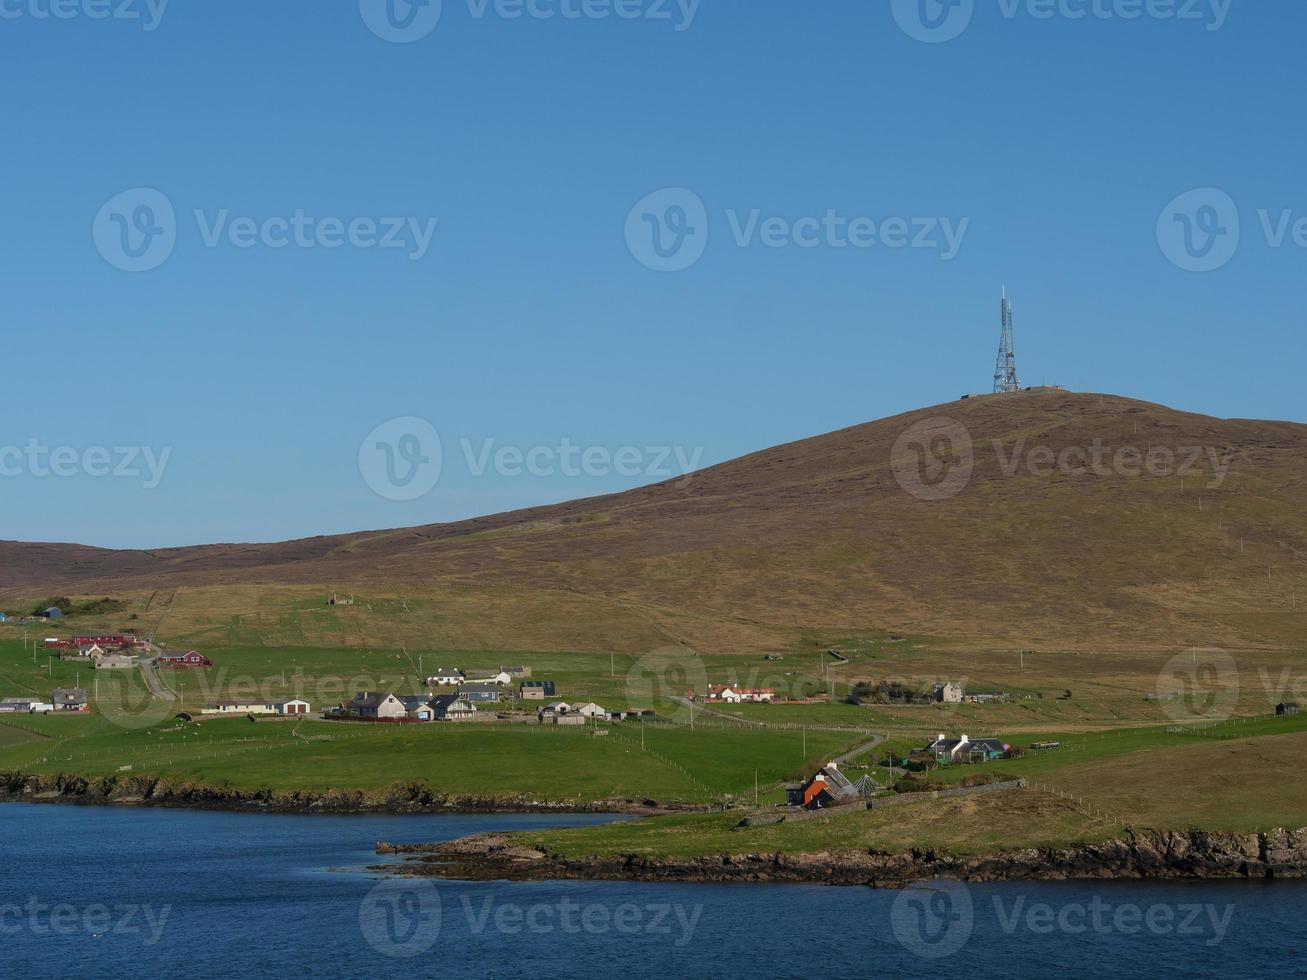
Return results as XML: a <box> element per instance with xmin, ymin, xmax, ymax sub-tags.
<box><xmin>958</xmin><ymin>289</ymin><xmax>1063</xmax><ymax>400</ymax></box>
<box><xmin>993</xmin><ymin>287</ymin><xmax>1021</xmax><ymax>394</ymax></box>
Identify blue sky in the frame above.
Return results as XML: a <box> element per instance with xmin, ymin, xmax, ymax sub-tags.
<box><xmin>3</xmin><ymin>0</ymin><xmax>1303</xmax><ymax>549</ymax></box>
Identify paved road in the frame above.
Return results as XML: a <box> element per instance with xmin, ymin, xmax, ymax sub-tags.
<box><xmin>137</xmin><ymin>643</ymin><xmax>179</xmax><ymax>703</ymax></box>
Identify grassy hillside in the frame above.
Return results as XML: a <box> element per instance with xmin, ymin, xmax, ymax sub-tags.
<box><xmin>2</xmin><ymin>390</ymin><xmax>1306</xmax><ymax>652</ymax></box>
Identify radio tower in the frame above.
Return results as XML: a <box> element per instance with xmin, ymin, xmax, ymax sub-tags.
<box><xmin>992</xmin><ymin>287</ymin><xmax>1021</xmax><ymax>394</ymax></box>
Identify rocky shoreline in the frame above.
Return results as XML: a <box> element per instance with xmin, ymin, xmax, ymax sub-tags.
<box><xmin>0</xmin><ymin>771</ymin><xmax>677</xmax><ymax>817</ymax></box>
<box><xmin>377</xmin><ymin>828</ymin><xmax>1307</xmax><ymax>888</ymax></box>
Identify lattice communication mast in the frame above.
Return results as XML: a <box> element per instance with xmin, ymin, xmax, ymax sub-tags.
<box><xmin>992</xmin><ymin>288</ymin><xmax>1021</xmax><ymax>394</ymax></box>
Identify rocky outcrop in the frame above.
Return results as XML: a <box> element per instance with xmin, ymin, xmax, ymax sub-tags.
<box><xmin>382</xmin><ymin>828</ymin><xmax>1307</xmax><ymax>887</ymax></box>
<box><xmin>0</xmin><ymin>771</ymin><xmax>673</xmax><ymax>816</ymax></box>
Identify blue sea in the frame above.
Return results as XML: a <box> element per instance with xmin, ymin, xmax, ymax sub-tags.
<box><xmin>1</xmin><ymin>803</ymin><xmax>1304</xmax><ymax>978</ymax></box>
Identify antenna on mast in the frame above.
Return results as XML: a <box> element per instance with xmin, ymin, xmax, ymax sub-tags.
<box><xmin>993</xmin><ymin>288</ymin><xmax>1021</xmax><ymax>394</ymax></box>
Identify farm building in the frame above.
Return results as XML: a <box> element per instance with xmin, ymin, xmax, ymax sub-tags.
<box><xmin>705</xmin><ymin>685</ymin><xmax>775</xmax><ymax>704</ymax></box>
<box><xmin>0</xmin><ymin>698</ymin><xmax>37</xmax><ymax>714</ymax></box>
<box><xmin>500</xmin><ymin>665</ymin><xmax>531</xmax><ymax>678</ymax></box>
<box><xmin>52</xmin><ymin>688</ymin><xmax>89</xmax><ymax>712</ymax></box>
<box><xmin>1278</xmin><ymin>703</ymin><xmax>1300</xmax><ymax>716</ymax></box>
<box><xmin>94</xmin><ymin>655</ymin><xmax>136</xmax><ymax>670</ymax></box>
<box><xmin>786</xmin><ymin>763</ymin><xmax>881</xmax><ymax>810</ymax></box>
<box><xmin>43</xmin><ymin>607</ymin><xmax>63</xmax><ymax>619</ymax></box>
<box><xmin>520</xmin><ymin>680</ymin><xmax>556</xmax><ymax>701</ymax></box>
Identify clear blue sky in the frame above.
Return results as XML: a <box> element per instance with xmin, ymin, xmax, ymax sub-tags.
<box><xmin>3</xmin><ymin>0</ymin><xmax>1303</xmax><ymax>549</ymax></box>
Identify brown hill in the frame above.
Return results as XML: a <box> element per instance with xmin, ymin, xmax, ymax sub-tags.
<box><xmin>4</xmin><ymin>390</ymin><xmax>1305</xmax><ymax>651</ymax></box>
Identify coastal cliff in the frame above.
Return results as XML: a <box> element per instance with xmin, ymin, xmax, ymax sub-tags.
<box><xmin>379</xmin><ymin>828</ymin><xmax>1307</xmax><ymax>887</ymax></box>
<box><xmin>0</xmin><ymin>771</ymin><xmax>669</xmax><ymax>815</ymax></box>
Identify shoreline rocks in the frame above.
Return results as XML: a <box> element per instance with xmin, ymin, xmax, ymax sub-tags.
<box><xmin>379</xmin><ymin>828</ymin><xmax>1307</xmax><ymax>888</ymax></box>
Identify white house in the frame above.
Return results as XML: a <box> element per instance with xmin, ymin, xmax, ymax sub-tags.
<box><xmin>426</xmin><ymin>669</ymin><xmax>465</xmax><ymax>686</ymax></box>
<box><xmin>469</xmin><ymin>671</ymin><xmax>513</xmax><ymax>687</ymax></box>
<box><xmin>344</xmin><ymin>692</ymin><xmax>408</xmax><ymax>720</ymax></box>
<box><xmin>570</xmin><ymin>702</ymin><xmax>610</xmax><ymax>720</ymax></box>
<box><xmin>204</xmin><ymin>698</ymin><xmax>311</xmax><ymax>716</ymax></box>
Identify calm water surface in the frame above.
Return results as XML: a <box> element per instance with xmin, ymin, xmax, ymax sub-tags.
<box><xmin>1</xmin><ymin>803</ymin><xmax>1304</xmax><ymax>978</ymax></box>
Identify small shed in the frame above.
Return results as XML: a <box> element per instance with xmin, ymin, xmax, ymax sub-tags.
<box><xmin>43</xmin><ymin>607</ymin><xmax>64</xmax><ymax>619</ymax></box>
<box><xmin>1277</xmin><ymin>703</ymin><xmax>1300</xmax><ymax>716</ymax></box>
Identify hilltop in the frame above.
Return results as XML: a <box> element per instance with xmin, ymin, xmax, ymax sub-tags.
<box><xmin>3</xmin><ymin>390</ymin><xmax>1305</xmax><ymax>652</ymax></box>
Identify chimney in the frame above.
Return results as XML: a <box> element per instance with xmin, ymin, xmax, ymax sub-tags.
<box><xmin>938</xmin><ymin>732</ymin><xmax>946</xmax><ymax>743</ymax></box>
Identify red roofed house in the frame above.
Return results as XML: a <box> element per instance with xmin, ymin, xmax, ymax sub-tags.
<box><xmin>157</xmin><ymin>650</ymin><xmax>213</xmax><ymax>669</ymax></box>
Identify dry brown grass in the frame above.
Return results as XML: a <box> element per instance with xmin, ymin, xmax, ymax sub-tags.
<box><xmin>4</xmin><ymin>390</ymin><xmax>1306</xmax><ymax>653</ymax></box>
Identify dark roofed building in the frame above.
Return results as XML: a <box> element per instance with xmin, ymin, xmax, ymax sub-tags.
<box><xmin>520</xmin><ymin>680</ymin><xmax>556</xmax><ymax>701</ymax></box>
<box><xmin>1278</xmin><ymin>703</ymin><xmax>1300</xmax><ymax>716</ymax></box>
<box><xmin>52</xmin><ymin>688</ymin><xmax>89</xmax><ymax>712</ymax></box>
<box><xmin>458</xmin><ymin>683</ymin><xmax>501</xmax><ymax>703</ymax></box>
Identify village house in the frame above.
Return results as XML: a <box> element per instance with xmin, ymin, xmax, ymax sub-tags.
<box><xmin>538</xmin><ymin>701</ymin><xmax>586</xmax><ymax>726</ymax></box>
<box><xmin>205</xmin><ymin>698</ymin><xmax>310</xmax><ymax>716</ymax></box>
<box><xmin>52</xmin><ymin>688</ymin><xmax>89</xmax><ymax>712</ymax></box>
<box><xmin>426</xmin><ymin>669</ymin><xmax>465</xmax><ymax>687</ymax></box>
<box><xmin>458</xmin><ymin>682</ymin><xmax>502</xmax><ymax>704</ymax></box>
<box><xmin>785</xmin><ymin>763</ymin><xmax>881</xmax><ymax>810</ymax></box>
<box><xmin>395</xmin><ymin>695</ymin><xmax>437</xmax><ymax>722</ymax></box>
<box><xmin>519</xmin><ymin>680</ymin><xmax>556</xmax><ymax>701</ymax></box>
<box><xmin>705</xmin><ymin>685</ymin><xmax>776</xmax><ymax>704</ymax></box>
<box><xmin>430</xmin><ymin>694</ymin><xmax>478</xmax><ymax>721</ymax></box>
<box><xmin>925</xmin><ymin>732</ymin><xmax>1010</xmax><ymax>764</ymax></box>
<box><xmin>500</xmin><ymin>665</ymin><xmax>531</xmax><ymax>679</ymax></box>
<box><xmin>343</xmin><ymin>692</ymin><xmax>408</xmax><ymax>720</ymax></box>
<box><xmin>570</xmin><ymin>701</ymin><xmax>610</xmax><ymax>720</ymax></box>
<box><xmin>76</xmin><ymin>643</ymin><xmax>106</xmax><ymax>659</ymax></box>
<box><xmin>934</xmin><ymin>682</ymin><xmax>965</xmax><ymax>704</ymax></box>
<box><xmin>157</xmin><ymin>650</ymin><xmax>213</xmax><ymax>669</ymax></box>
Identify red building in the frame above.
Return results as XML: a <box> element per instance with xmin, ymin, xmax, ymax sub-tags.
<box><xmin>157</xmin><ymin>650</ymin><xmax>213</xmax><ymax>669</ymax></box>
<box><xmin>72</xmin><ymin>634</ymin><xmax>136</xmax><ymax>649</ymax></box>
